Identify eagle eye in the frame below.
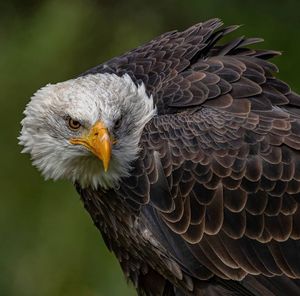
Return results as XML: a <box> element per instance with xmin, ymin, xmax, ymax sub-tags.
<box><xmin>67</xmin><ymin>117</ymin><xmax>81</xmax><ymax>131</ymax></box>
<box><xmin>114</xmin><ymin>117</ymin><xmax>122</xmax><ymax>129</ymax></box>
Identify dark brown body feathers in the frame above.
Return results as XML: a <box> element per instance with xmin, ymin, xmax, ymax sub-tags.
<box><xmin>79</xmin><ymin>19</ymin><xmax>300</xmax><ymax>295</ymax></box>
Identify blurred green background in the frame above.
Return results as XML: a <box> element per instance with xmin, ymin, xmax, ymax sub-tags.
<box><xmin>1</xmin><ymin>0</ymin><xmax>300</xmax><ymax>295</ymax></box>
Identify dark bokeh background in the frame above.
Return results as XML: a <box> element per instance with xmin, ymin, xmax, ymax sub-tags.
<box><xmin>1</xmin><ymin>0</ymin><xmax>300</xmax><ymax>295</ymax></box>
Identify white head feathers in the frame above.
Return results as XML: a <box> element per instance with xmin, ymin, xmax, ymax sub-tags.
<box><xmin>19</xmin><ymin>73</ymin><xmax>156</xmax><ymax>189</ymax></box>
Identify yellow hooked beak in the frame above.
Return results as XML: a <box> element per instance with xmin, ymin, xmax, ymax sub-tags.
<box><xmin>70</xmin><ymin>121</ymin><xmax>112</xmax><ymax>172</ymax></box>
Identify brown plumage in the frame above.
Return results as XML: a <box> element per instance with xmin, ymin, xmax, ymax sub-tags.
<box><xmin>77</xmin><ymin>19</ymin><xmax>300</xmax><ymax>295</ymax></box>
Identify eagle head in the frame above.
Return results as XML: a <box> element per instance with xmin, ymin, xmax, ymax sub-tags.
<box><xmin>19</xmin><ymin>73</ymin><xmax>155</xmax><ymax>189</ymax></box>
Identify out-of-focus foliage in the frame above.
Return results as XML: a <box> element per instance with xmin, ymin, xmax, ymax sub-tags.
<box><xmin>1</xmin><ymin>0</ymin><xmax>300</xmax><ymax>295</ymax></box>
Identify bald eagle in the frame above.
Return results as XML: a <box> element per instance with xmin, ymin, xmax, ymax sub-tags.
<box><xmin>19</xmin><ymin>18</ymin><xmax>300</xmax><ymax>295</ymax></box>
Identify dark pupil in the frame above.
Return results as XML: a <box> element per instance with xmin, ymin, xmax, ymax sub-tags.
<box><xmin>70</xmin><ymin>119</ymin><xmax>80</xmax><ymax>128</ymax></box>
<box><xmin>115</xmin><ymin>118</ymin><xmax>121</xmax><ymax>128</ymax></box>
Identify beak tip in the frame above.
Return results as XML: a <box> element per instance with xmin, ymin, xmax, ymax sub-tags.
<box><xmin>103</xmin><ymin>161</ymin><xmax>110</xmax><ymax>173</ymax></box>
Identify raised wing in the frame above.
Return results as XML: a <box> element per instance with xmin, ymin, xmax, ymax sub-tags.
<box><xmin>82</xmin><ymin>18</ymin><xmax>281</xmax><ymax>115</ymax></box>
